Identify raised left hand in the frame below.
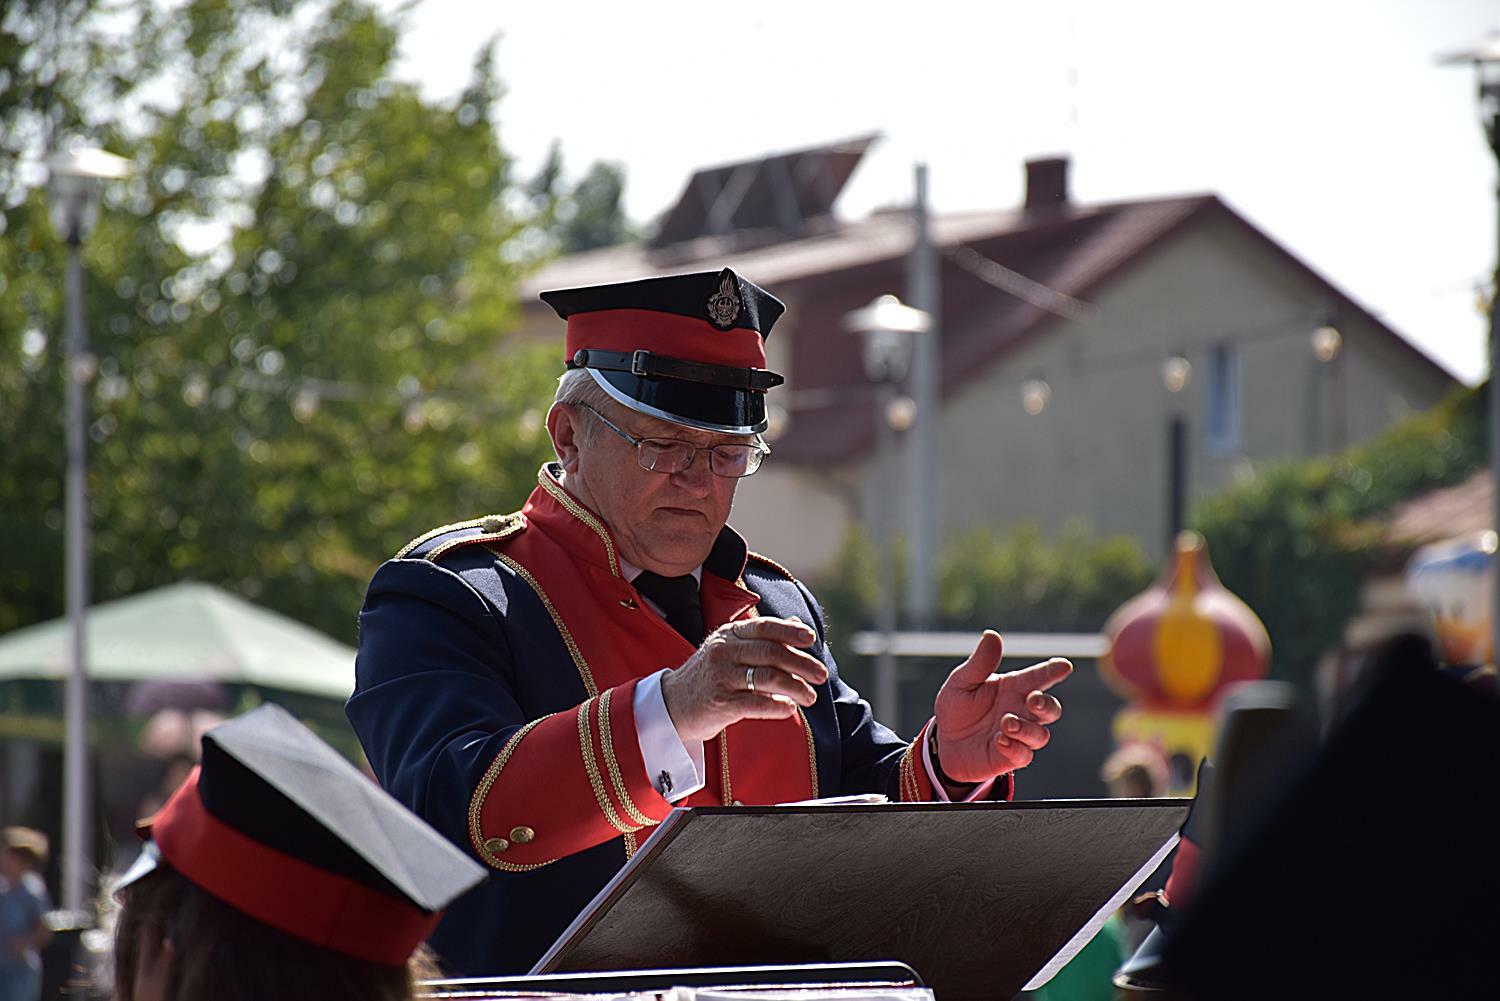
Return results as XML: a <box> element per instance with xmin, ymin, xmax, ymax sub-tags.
<box><xmin>933</xmin><ymin>630</ymin><xmax>1072</xmax><ymax>783</ymax></box>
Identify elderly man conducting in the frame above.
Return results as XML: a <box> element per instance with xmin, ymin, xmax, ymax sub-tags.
<box><xmin>349</xmin><ymin>269</ymin><xmax>1072</xmax><ymax>976</ymax></box>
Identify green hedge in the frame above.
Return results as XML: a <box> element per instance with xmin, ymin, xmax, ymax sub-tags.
<box><xmin>815</xmin><ymin>521</ymin><xmax>1154</xmax><ymax>674</ymax></box>
<box><xmin>1191</xmin><ymin>384</ymin><xmax>1486</xmax><ymax>686</ymax></box>
<box><xmin>812</xmin><ymin>384</ymin><xmax>1485</xmax><ymax>697</ymax></box>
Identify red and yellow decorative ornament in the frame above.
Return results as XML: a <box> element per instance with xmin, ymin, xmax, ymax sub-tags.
<box><xmin>1100</xmin><ymin>532</ymin><xmax>1270</xmax><ymax>791</ymax></box>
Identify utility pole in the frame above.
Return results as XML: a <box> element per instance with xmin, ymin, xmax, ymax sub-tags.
<box><xmin>905</xmin><ymin>164</ymin><xmax>940</xmax><ymax>627</ymax></box>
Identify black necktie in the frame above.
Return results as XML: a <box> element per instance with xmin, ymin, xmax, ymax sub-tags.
<box><xmin>632</xmin><ymin>572</ymin><xmax>705</xmax><ymax>646</ymax></box>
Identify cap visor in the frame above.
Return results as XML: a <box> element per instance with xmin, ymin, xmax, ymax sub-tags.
<box><xmin>113</xmin><ymin>840</ymin><xmax>163</xmax><ymax>897</ymax></box>
<box><xmin>590</xmin><ymin>369</ymin><xmax>766</xmax><ymax>435</ymax></box>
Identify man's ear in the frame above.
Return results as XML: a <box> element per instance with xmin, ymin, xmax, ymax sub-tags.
<box><xmin>546</xmin><ymin>402</ymin><xmax>583</xmax><ymax>473</ymax></box>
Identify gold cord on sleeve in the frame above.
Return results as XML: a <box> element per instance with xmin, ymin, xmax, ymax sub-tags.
<box><xmin>468</xmin><ymin>718</ymin><xmax>558</xmax><ymax>872</ymax></box>
<box><xmin>578</xmin><ymin>697</ymin><xmax>641</xmax><ymax>835</ymax></box>
<box><xmin>597</xmin><ymin>688</ymin><xmax>656</xmax><ymax>828</ymax></box>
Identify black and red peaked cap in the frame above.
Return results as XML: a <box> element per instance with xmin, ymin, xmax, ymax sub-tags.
<box><xmin>117</xmin><ymin>704</ymin><xmax>485</xmax><ymax>966</ymax></box>
<box><xmin>541</xmin><ymin>268</ymin><xmax>786</xmax><ymax>435</ymax></box>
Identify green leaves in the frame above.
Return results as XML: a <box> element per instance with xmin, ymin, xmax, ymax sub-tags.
<box><xmin>1193</xmin><ymin>385</ymin><xmax>1486</xmax><ymax>686</ymax></box>
<box><xmin>1</xmin><ymin>0</ymin><xmax>560</xmax><ymax>641</ymax></box>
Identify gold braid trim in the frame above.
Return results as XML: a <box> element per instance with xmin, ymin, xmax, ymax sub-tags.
<box><xmin>538</xmin><ymin>469</ymin><xmax>620</xmax><ymax>578</ymax></box>
<box><xmin>597</xmin><ymin>688</ymin><xmax>655</xmax><ymax>827</ymax></box>
<box><xmin>746</xmin><ymin>550</ymin><xmax>802</xmax><ymax>586</ymax></box>
<box><xmin>425</xmin><ymin>515</ymin><xmax>525</xmax><ymax>561</ymax></box>
<box><xmin>797</xmin><ymin>707</ymin><xmax>820</xmax><ymax>799</ymax></box>
<box><xmin>396</xmin><ymin>515</ymin><xmax>490</xmax><ymax>559</ymax></box>
<box><xmin>578</xmin><ymin>697</ymin><xmax>641</xmax><ymax>834</ymax></box>
<box><xmin>468</xmin><ymin>718</ymin><xmax>558</xmax><ymax>872</ymax></box>
<box><xmin>395</xmin><ymin>512</ymin><xmax>526</xmax><ymax>561</ymax></box>
<box><xmin>623</xmin><ymin>830</ymin><xmax>639</xmax><ymax>858</ymax></box>
<box><xmin>898</xmin><ymin>739</ymin><xmax>921</xmax><ymax>802</ymax></box>
<box><xmin>493</xmin><ymin>552</ymin><xmax>599</xmax><ymax>699</ymax></box>
<box><xmin>718</xmin><ymin>730</ymin><xmax>733</xmax><ymax>806</ymax></box>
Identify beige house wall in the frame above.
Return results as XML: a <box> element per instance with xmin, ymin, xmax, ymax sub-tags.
<box><xmin>925</xmin><ymin>215</ymin><xmax>1453</xmax><ymax>560</ymax></box>
<box><xmin>730</xmin><ymin>463</ymin><xmax>858</xmax><ymax>571</ymax></box>
<box><xmin>516</xmin><ymin>219</ymin><xmax>1454</xmax><ymax>582</ymax></box>
<box><xmin>733</xmin><ymin>215</ymin><xmax>1454</xmax><ymax>581</ymax></box>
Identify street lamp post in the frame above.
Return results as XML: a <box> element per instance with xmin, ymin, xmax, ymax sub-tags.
<box><xmin>846</xmin><ymin>295</ymin><xmax>933</xmax><ymax>731</ymax></box>
<box><xmin>906</xmin><ymin>164</ymin><xmax>941</xmax><ymax>629</ymax></box>
<box><xmin>1311</xmin><ymin>322</ymin><xmax>1344</xmax><ymax>453</ymax></box>
<box><xmin>1162</xmin><ymin>352</ymin><xmax>1192</xmax><ymax>552</ymax></box>
<box><xmin>1440</xmin><ymin>25</ymin><xmax>1500</xmax><ymax>669</ymax></box>
<box><xmin>46</xmin><ymin>140</ymin><xmax>130</xmax><ymax>914</ymax></box>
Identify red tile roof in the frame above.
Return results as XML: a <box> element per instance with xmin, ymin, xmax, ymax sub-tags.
<box><xmin>523</xmin><ymin>193</ymin><xmax>1453</xmax><ymax>465</ymax></box>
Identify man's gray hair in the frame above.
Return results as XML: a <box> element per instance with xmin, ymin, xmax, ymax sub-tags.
<box><xmin>554</xmin><ymin>367</ymin><xmax>611</xmax><ymax>408</ymax></box>
<box><xmin>551</xmin><ymin>368</ymin><xmax>613</xmax><ymax>446</ymax></box>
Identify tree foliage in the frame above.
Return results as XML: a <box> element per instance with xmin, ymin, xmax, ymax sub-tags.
<box><xmin>1192</xmin><ymin>384</ymin><xmax>1486</xmax><ymax>687</ymax></box>
<box><xmin>1</xmin><ymin>0</ymin><xmax>561</xmax><ymax>642</ymax></box>
<box><xmin>526</xmin><ymin>140</ymin><xmax>636</xmax><ymax>254</ymax></box>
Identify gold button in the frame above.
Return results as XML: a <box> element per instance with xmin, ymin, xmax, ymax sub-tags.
<box><xmin>480</xmin><ymin>515</ymin><xmax>506</xmax><ymax>533</ymax></box>
<box><xmin>510</xmin><ymin>826</ymin><xmax>535</xmax><ymax>844</ymax></box>
<box><xmin>483</xmin><ymin>837</ymin><xmax>510</xmax><ymax>854</ymax></box>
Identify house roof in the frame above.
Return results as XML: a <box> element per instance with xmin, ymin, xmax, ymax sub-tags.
<box><xmin>523</xmin><ymin>187</ymin><xmax>1455</xmax><ymax>465</ymax></box>
<box><xmin>1386</xmin><ymin>470</ymin><xmax>1493</xmax><ymax>546</ymax></box>
<box><xmin>525</xmin><ymin>195</ymin><xmax>1198</xmax><ymax>298</ymax></box>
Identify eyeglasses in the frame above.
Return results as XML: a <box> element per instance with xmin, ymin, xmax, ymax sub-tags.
<box><xmin>576</xmin><ymin>403</ymin><xmax>769</xmax><ymax>478</ymax></box>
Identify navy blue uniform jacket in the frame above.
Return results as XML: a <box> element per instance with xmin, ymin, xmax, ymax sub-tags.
<box><xmin>348</xmin><ymin>468</ymin><xmax>972</xmax><ymax>976</ymax></box>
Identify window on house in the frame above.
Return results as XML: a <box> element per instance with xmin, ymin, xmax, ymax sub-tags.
<box><xmin>1206</xmin><ymin>345</ymin><xmax>1240</xmax><ymax>454</ymax></box>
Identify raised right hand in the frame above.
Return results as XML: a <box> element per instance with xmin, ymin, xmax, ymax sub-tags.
<box><xmin>659</xmin><ymin>616</ymin><xmax>830</xmax><ymax>743</ymax></box>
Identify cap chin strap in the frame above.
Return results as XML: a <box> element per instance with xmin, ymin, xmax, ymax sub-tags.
<box><xmin>569</xmin><ymin>348</ymin><xmax>784</xmax><ymax>392</ymax></box>
<box><xmin>585</xmin><ymin>369</ymin><xmax>767</xmax><ymax>436</ymax></box>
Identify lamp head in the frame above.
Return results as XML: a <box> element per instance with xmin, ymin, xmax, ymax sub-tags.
<box><xmin>45</xmin><ymin>141</ymin><xmax>131</xmax><ymax>244</ymax></box>
<box><xmin>843</xmin><ymin>294</ymin><xmax>932</xmax><ymax>383</ymax></box>
<box><xmin>1162</xmin><ymin>354</ymin><xmax>1192</xmax><ymax>394</ymax></box>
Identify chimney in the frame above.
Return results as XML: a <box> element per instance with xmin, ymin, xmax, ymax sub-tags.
<box><xmin>1024</xmin><ymin>156</ymin><xmax>1070</xmax><ymax>211</ymax></box>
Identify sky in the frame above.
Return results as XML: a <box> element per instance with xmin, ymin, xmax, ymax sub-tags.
<box><xmin>379</xmin><ymin>0</ymin><xmax>1500</xmax><ymax>383</ymax></box>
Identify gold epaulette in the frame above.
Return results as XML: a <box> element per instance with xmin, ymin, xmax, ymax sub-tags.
<box><xmin>394</xmin><ymin>512</ymin><xmax>527</xmax><ymax>561</ymax></box>
<box><xmin>746</xmin><ymin>550</ymin><xmax>802</xmax><ymax>586</ymax></box>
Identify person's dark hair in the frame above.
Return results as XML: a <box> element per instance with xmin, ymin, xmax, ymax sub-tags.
<box><xmin>115</xmin><ymin>862</ymin><xmax>439</xmax><ymax>1001</ymax></box>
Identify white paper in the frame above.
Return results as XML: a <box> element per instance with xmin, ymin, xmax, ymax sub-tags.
<box><xmin>695</xmin><ymin>988</ymin><xmax>933</xmax><ymax>1001</ymax></box>
<box><xmin>1020</xmin><ymin>830</ymin><xmax>1180</xmax><ymax>991</ymax></box>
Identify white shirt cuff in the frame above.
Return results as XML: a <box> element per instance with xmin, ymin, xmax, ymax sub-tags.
<box><xmin>922</xmin><ymin>728</ymin><xmax>996</xmax><ymax>802</ymax></box>
<box><xmin>633</xmin><ymin>669</ymin><xmax>705</xmax><ymax>803</ymax></box>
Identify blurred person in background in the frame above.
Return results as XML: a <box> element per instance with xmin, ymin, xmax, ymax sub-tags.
<box><xmin>0</xmin><ymin>828</ymin><xmax>51</xmax><ymax>1001</ymax></box>
<box><xmin>1100</xmin><ymin>744</ymin><xmax>1170</xmax><ymax>801</ymax></box>
<box><xmin>113</xmin><ymin>704</ymin><xmax>484</xmax><ymax>1001</ymax></box>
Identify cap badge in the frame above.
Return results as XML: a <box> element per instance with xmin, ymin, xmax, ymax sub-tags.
<box><xmin>706</xmin><ymin>272</ymin><xmax>742</xmax><ymax>329</ymax></box>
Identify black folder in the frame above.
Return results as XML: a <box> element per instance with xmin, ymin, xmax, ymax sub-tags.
<box><xmin>532</xmin><ymin>799</ymin><xmax>1188</xmax><ymax>1000</ymax></box>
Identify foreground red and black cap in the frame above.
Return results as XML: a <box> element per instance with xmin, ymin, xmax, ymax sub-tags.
<box><xmin>541</xmin><ymin>268</ymin><xmax>786</xmax><ymax>435</ymax></box>
<box><xmin>116</xmin><ymin>704</ymin><xmax>485</xmax><ymax>967</ymax></box>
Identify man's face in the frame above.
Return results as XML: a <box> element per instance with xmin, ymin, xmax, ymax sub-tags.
<box><xmin>559</xmin><ymin>399</ymin><xmax>742</xmax><ymax>576</ymax></box>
